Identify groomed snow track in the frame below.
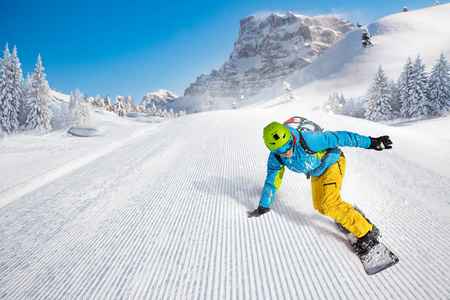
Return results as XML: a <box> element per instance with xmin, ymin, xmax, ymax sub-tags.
<box><xmin>0</xmin><ymin>110</ymin><xmax>449</xmax><ymax>299</ymax></box>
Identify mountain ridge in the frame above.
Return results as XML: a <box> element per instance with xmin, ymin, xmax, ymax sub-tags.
<box><xmin>183</xmin><ymin>12</ymin><xmax>355</xmax><ymax>99</ymax></box>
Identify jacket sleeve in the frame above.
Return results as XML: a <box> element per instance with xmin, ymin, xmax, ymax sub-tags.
<box><xmin>259</xmin><ymin>154</ymin><xmax>285</xmax><ymax>208</ymax></box>
<box><xmin>302</xmin><ymin>131</ymin><xmax>371</xmax><ymax>152</ymax></box>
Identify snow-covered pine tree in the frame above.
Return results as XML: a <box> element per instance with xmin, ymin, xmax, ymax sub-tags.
<box><xmin>0</xmin><ymin>44</ymin><xmax>14</xmax><ymax>137</ymax></box>
<box><xmin>70</xmin><ymin>91</ymin><xmax>82</xmax><ymax>125</ymax></box>
<box><xmin>322</xmin><ymin>94</ymin><xmax>333</xmax><ymax>113</ymax></box>
<box><xmin>104</xmin><ymin>95</ymin><xmax>113</xmax><ymax>111</ymax></box>
<box><xmin>79</xmin><ymin>92</ymin><xmax>91</xmax><ymax>124</ymax></box>
<box><xmin>11</xmin><ymin>46</ymin><xmax>24</xmax><ymax>130</ymax></box>
<box><xmin>24</xmin><ymin>55</ymin><xmax>52</xmax><ymax>133</ymax></box>
<box><xmin>177</xmin><ymin>109</ymin><xmax>187</xmax><ymax>117</ymax></box>
<box><xmin>427</xmin><ymin>52</ymin><xmax>450</xmax><ymax>115</ymax></box>
<box><xmin>409</xmin><ymin>54</ymin><xmax>430</xmax><ymax>117</ymax></box>
<box><xmin>283</xmin><ymin>81</ymin><xmax>294</xmax><ymax>102</ymax></box>
<box><xmin>86</xmin><ymin>96</ymin><xmax>94</xmax><ymax>105</ymax></box>
<box><xmin>322</xmin><ymin>92</ymin><xmax>342</xmax><ymax>113</ymax></box>
<box><xmin>70</xmin><ymin>89</ymin><xmax>91</xmax><ymax>125</ymax></box>
<box><xmin>398</xmin><ymin>57</ymin><xmax>414</xmax><ymax>117</ymax></box>
<box><xmin>364</xmin><ymin>65</ymin><xmax>394</xmax><ymax>121</ymax></box>
<box><xmin>133</xmin><ymin>104</ymin><xmax>142</xmax><ymax>113</ymax></box>
<box><xmin>0</xmin><ymin>44</ymin><xmax>22</xmax><ymax>136</ymax></box>
<box><xmin>92</xmin><ymin>95</ymin><xmax>105</xmax><ymax>109</ymax></box>
<box><xmin>335</xmin><ymin>94</ymin><xmax>345</xmax><ymax>114</ymax></box>
<box><xmin>60</xmin><ymin>102</ymin><xmax>71</xmax><ymax>128</ymax></box>
<box><xmin>125</xmin><ymin>95</ymin><xmax>132</xmax><ymax>114</ymax></box>
<box><xmin>388</xmin><ymin>79</ymin><xmax>401</xmax><ymax>118</ymax></box>
<box><xmin>68</xmin><ymin>92</ymin><xmax>75</xmax><ymax>111</ymax></box>
<box><xmin>338</xmin><ymin>94</ymin><xmax>346</xmax><ymax>110</ymax></box>
<box><xmin>362</xmin><ymin>29</ymin><xmax>373</xmax><ymax>48</ymax></box>
<box><xmin>342</xmin><ymin>97</ymin><xmax>366</xmax><ymax>118</ymax></box>
<box><xmin>114</xmin><ymin>95</ymin><xmax>125</xmax><ymax>116</ymax></box>
<box><xmin>20</xmin><ymin>74</ymin><xmax>32</xmax><ymax>124</ymax></box>
<box><xmin>50</xmin><ymin>101</ymin><xmax>70</xmax><ymax>130</ymax></box>
<box><xmin>341</xmin><ymin>96</ymin><xmax>360</xmax><ymax>118</ymax></box>
<box><xmin>341</xmin><ymin>97</ymin><xmax>352</xmax><ymax>117</ymax></box>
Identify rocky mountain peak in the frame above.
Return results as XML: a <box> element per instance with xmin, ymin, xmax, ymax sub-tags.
<box><xmin>141</xmin><ymin>89</ymin><xmax>179</xmax><ymax>109</ymax></box>
<box><xmin>184</xmin><ymin>12</ymin><xmax>355</xmax><ymax>99</ymax></box>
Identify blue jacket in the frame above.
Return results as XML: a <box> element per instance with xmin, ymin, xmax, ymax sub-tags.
<box><xmin>259</xmin><ymin>126</ymin><xmax>371</xmax><ymax>208</ymax></box>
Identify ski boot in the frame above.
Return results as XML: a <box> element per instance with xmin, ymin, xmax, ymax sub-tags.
<box><xmin>354</xmin><ymin>225</ymin><xmax>380</xmax><ymax>256</ymax></box>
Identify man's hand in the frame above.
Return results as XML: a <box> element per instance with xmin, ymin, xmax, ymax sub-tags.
<box><xmin>247</xmin><ymin>206</ymin><xmax>270</xmax><ymax>218</ymax></box>
<box><xmin>369</xmin><ymin>136</ymin><xmax>393</xmax><ymax>151</ymax></box>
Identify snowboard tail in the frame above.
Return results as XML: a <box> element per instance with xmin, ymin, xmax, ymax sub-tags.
<box><xmin>359</xmin><ymin>242</ymin><xmax>399</xmax><ymax>275</ymax></box>
<box><xmin>337</xmin><ymin>223</ymin><xmax>399</xmax><ymax>275</ymax></box>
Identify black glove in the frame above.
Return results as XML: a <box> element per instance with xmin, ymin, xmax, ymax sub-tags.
<box><xmin>247</xmin><ymin>206</ymin><xmax>270</xmax><ymax>218</ymax></box>
<box><xmin>369</xmin><ymin>136</ymin><xmax>392</xmax><ymax>151</ymax></box>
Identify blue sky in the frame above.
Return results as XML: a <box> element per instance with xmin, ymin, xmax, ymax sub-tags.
<box><xmin>0</xmin><ymin>0</ymin><xmax>444</xmax><ymax>102</ymax></box>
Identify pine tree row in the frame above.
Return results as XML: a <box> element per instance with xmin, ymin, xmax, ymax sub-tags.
<box><xmin>0</xmin><ymin>44</ymin><xmax>51</xmax><ymax>137</ymax></box>
<box><xmin>0</xmin><ymin>44</ymin><xmax>186</xmax><ymax>138</ymax></box>
<box><xmin>323</xmin><ymin>52</ymin><xmax>450</xmax><ymax>121</ymax></box>
<box><xmin>0</xmin><ymin>44</ymin><xmax>94</xmax><ymax>137</ymax></box>
<box><xmin>90</xmin><ymin>94</ymin><xmax>186</xmax><ymax>118</ymax></box>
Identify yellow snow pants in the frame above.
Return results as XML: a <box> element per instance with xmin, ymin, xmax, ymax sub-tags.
<box><xmin>311</xmin><ymin>154</ymin><xmax>373</xmax><ymax>238</ymax></box>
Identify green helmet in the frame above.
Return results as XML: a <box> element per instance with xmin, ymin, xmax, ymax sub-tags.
<box><xmin>263</xmin><ymin>122</ymin><xmax>292</xmax><ymax>150</ymax></box>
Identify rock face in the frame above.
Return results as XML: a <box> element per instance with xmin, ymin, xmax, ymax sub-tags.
<box><xmin>184</xmin><ymin>12</ymin><xmax>355</xmax><ymax>99</ymax></box>
<box><xmin>141</xmin><ymin>89</ymin><xmax>179</xmax><ymax>109</ymax></box>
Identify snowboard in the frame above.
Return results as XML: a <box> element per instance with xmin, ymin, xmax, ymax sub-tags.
<box><xmin>338</xmin><ymin>225</ymin><xmax>399</xmax><ymax>275</ymax></box>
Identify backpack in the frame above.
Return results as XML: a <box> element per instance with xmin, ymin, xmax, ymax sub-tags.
<box><xmin>274</xmin><ymin>116</ymin><xmax>330</xmax><ymax>179</ymax></box>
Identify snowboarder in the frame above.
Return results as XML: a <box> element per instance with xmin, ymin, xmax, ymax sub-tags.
<box><xmin>248</xmin><ymin>121</ymin><xmax>393</xmax><ymax>256</ymax></box>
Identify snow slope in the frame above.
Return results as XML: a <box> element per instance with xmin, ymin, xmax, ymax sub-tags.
<box><xmin>290</xmin><ymin>4</ymin><xmax>450</xmax><ymax>104</ymax></box>
<box><xmin>0</xmin><ymin>104</ymin><xmax>449</xmax><ymax>299</ymax></box>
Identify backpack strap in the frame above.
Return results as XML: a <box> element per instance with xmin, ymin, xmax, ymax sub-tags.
<box><xmin>274</xmin><ymin>153</ymin><xmax>284</xmax><ymax>165</ymax></box>
<box><xmin>298</xmin><ymin>132</ymin><xmax>316</xmax><ymax>154</ymax></box>
<box><xmin>298</xmin><ymin>132</ymin><xmax>314</xmax><ymax>179</ymax></box>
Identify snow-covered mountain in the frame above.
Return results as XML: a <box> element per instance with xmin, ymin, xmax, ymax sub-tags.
<box><xmin>168</xmin><ymin>4</ymin><xmax>450</xmax><ymax>114</ymax></box>
<box><xmin>1</xmin><ymin>4</ymin><xmax>450</xmax><ymax>299</ymax></box>
<box><xmin>184</xmin><ymin>13</ymin><xmax>354</xmax><ymax>99</ymax></box>
<box><xmin>140</xmin><ymin>89</ymin><xmax>179</xmax><ymax>110</ymax></box>
<box><xmin>289</xmin><ymin>3</ymin><xmax>450</xmax><ymax>101</ymax></box>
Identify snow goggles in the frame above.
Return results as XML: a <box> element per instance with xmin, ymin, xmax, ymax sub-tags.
<box><xmin>273</xmin><ymin>138</ymin><xmax>294</xmax><ymax>154</ymax></box>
